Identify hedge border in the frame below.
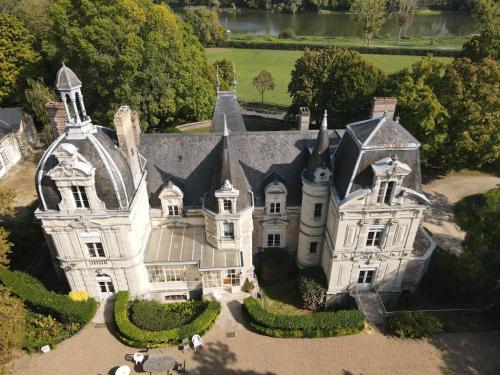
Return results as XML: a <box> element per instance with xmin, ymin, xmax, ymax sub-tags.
<box><xmin>243</xmin><ymin>297</ymin><xmax>365</xmax><ymax>338</ymax></box>
<box><xmin>220</xmin><ymin>40</ymin><xmax>461</xmax><ymax>57</ymax></box>
<box><xmin>114</xmin><ymin>291</ymin><xmax>221</xmax><ymax>348</ymax></box>
<box><xmin>0</xmin><ymin>267</ymin><xmax>97</xmax><ymax>325</ymax></box>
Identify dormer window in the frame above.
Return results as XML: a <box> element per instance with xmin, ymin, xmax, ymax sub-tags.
<box><xmin>159</xmin><ymin>181</ymin><xmax>184</xmax><ymax>217</ymax></box>
<box><xmin>264</xmin><ymin>179</ymin><xmax>287</xmax><ymax>216</ymax></box>
<box><xmin>270</xmin><ymin>202</ymin><xmax>281</xmax><ymax>214</ymax></box>
<box><xmin>371</xmin><ymin>156</ymin><xmax>412</xmax><ymax>206</ymax></box>
<box><xmin>223</xmin><ymin>199</ymin><xmax>232</xmax><ymax>212</ymax></box>
<box><xmin>223</xmin><ymin>222</ymin><xmax>234</xmax><ymax>239</ymax></box>
<box><xmin>72</xmin><ymin>186</ymin><xmax>90</xmax><ymax>208</ymax></box>
<box><xmin>168</xmin><ymin>205</ymin><xmax>179</xmax><ymax>216</ymax></box>
<box><xmin>377</xmin><ymin>181</ymin><xmax>395</xmax><ymax>204</ymax></box>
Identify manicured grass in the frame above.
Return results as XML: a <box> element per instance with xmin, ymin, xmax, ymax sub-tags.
<box><xmin>180</xmin><ymin>126</ymin><xmax>211</xmax><ymax>133</ymax></box>
<box><xmin>262</xmin><ymin>280</ymin><xmax>309</xmax><ymax>316</ymax></box>
<box><xmin>206</xmin><ymin>48</ymin><xmax>453</xmax><ymax>105</ymax></box>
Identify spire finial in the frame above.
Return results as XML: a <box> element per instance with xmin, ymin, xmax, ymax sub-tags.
<box><xmin>223</xmin><ymin>113</ymin><xmax>229</xmax><ymax>137</ymax></box>
<box><xmin>320</xmin><ymin>110</ymin><xmax>328</xmax><ymax>130</ymax></box>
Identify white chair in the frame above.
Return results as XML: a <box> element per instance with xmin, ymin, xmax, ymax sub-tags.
<box><xmin>115</xmin><ymin>365</ymin><xmax>130</xmax><ymax>375</ymax></box>
<box><xmin>192</xmin><ymin>335</ymin><xmax>203</xmax><ymax>351</ymax></box>
<box><xmin>133</xmin><ymin>352</ymin><xmax>144</xmax><ymax>365</ymax></box>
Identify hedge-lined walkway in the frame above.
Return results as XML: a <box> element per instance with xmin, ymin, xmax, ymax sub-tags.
<box><xmin>9</xmin><ymin>293</ymin><xmax>500</xmax><ymax>375</ymax></box>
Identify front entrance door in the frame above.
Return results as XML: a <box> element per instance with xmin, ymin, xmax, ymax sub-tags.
<box><xmin>357</xmin><ymin>269</ymin><xmax>375</xmax><ymax>290</ymax></box>
<box><xmin>96</xmin><ymin>275</ymin><xmax>115</xmax><ymax>299</ymax></box>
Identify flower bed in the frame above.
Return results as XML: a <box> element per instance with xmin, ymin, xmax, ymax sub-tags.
<box><xmin>243</xmin><ymin>297</ymin><xmax>365</xmax><ymax>338</ymax></box>
<box><xmin>114</xmin><ymin>291</ymin><xmax>221</xmax><ymax>348</ymax></box>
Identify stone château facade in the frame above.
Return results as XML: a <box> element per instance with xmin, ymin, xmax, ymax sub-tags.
<box><xmin>35</xmin><ymin>65</ymin><xmax>435</xmax><ymax>302</ymax></box>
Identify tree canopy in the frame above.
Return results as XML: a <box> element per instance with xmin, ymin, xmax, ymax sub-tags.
<box><xmin>461</xmin><ymin>24</ymin><xmax>500</xmax><ymax>62</ymax></box>
<box><xmin>252</xmin><ymin>70</ymin><xmax>275</xmax><ymax>103</ymax></box>
<box><xmin>43</xmin><ymin>0</ymin><xmax>215</xmax><ymax>130</ymax></box>
<box><xmin>287</xmin><ymin>47</ymin><xmax>384</xmax><ymax>128</ymax></box>
<box><xmin>350</xmin><ymin>0</ymin><xmax>386</xmax><ymax>45</ymax></box>
<box><xmin>184</xmin><ymin>8</ymin><xmax>225</xmax><ymax>47</ymax></box>
<box><xmin>213</xmin><ymin>59</ymin><xmax>234</xmax><ymax>91</ymax></box>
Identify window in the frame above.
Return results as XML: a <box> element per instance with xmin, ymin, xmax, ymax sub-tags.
<box><xmin>357</xmin><ymin>270</ymin><xmax>375</xmax><ymax>284</ymax></box>
<box><xmin>377</xmin><ymin>181</ymin><xmax>396</xmax><ymax>204</ymax></box>
<box><xmin>267</xmin><ymin>233</ymin><xmax>281</xmax><ymax>247</ymax></box>
<box><xmin>366</xmin><ymin>229</ymin><xmax>383</xmax><ymax>247</ymax></box>
<box><xmin>270</xmin><ymin>202</ymin><xmax>281</xmax><ymax>214</ymax></box>
<box><xmin>147</xmin><ymin>265</ymin><xmax>200</xmax><ymax>283</ymax></box>
<box><xmin>223</xmin><ymin>222</ymin><xmax>234</xmax><ymax>239</ymax></box>
<box><xmin>227</xmin><ymin>269</ymin><xmax>241</xmax><ymax>286</ymax></box>
<box><xmin>71</xmin><ymin>186</ymin><xmax>90</xmax><ymax>208</ymax></box>
<box><xmin>309</xmin><ymin>242</ymin><xmax>318</xmax><ymax>254</ymax></box>
<box><xmin>165</xmin><ymin>294</ymin><xmax>187</xmax><ymax>301</ymax></box>
<box><xmin>168</xmin><ymin>205</ymin><xmax>179</xmax><ymax>216</ymax></box>
<box><xmin>202</xmin><ymin>271</ymin><xmax>221</xmax><ymax>288</ymax></box>
<box><xmin>98</xmin><ymin>280</ymin><xmax>115</xmax><ymax>293</ymax></box>
<box><xmin>223</xmin><ymin>199</ymin><xmax>232</xmax><ymax>212</ymax></box>
<box><xmin>86</xmin><ymin>242</ymin><xmax>105</xmax><ymax>258</ymax></box>
<box><xmin>314</xmin><ymin>203</ymin><xmax>322</xmax><ymax>219</ymax></box>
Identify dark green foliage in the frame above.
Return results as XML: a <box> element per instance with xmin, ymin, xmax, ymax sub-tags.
<box><xmin>213</xmin><ymin>58</ymin><xmax>234</xmax><ymax>91</ymax></box>
<box><xmin>130</xmin><ymin>299</ymin><xmax>206</xmax><ymax>331</ymax></box>
<box><xmin>184</xmin><ymin>8</ymin><xmax>226</xmax><ymax>46</ymax></box>
<box><xmin>279</xmin><ymin>28</ymin><xmax>296</xmax><ymax>39</ymax></box>
<box><xmin>243</xmin><ymin>297</ymin><xmax>365</xmax><ymax>338</ymax></box>
<box><xmin>298</xmin><ymin>267</ymin><xmax>327</xmax><ymax>311</ymax></box>
<box><xmin>242</xmin><ymin>278</ymin><xmax>255</xmax><ymax>293</ymax></box>
<box><xmin>257</xmin><ymin>248</ymin><xmax>295</xmax><ymax>285</ymax></box>
<box><xmin>386</xmin><ymin>311</ymin><xmax>443</xmax><ymax>339</ymax></box>
<box><xmin>0</xmin><ymin>268</ymin><xmax>97</xmax><ymax>325</ymax></box>
<box><xmin>287</xmin><ymin>47</ymin><xmax>385</xmax><ymax>128</ymax></box>
<box><xmin>461</xmin><ymin>25</ymin><xmax>500</xmax><ymax>62</ymax></box>
<box><xmin>114</xmin><ymin>291</ymin><xmax>221</xmax><ymax>348</ymax></box>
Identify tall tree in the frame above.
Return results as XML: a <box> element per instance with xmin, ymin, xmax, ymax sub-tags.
<box><xmin>213</xmin><ymin>59</ymin><xmax>234</xmax><ymax>91</ymax></box>
<box><xmin>461</xmin><ymin>24</ymin><xmax>500</xmax><ymax>62</ymax></box>
<box><xmin>252</xmin><ymin>70</ymin><xmax>275</xmax><ymax>103</ymax></box>
<box><xmin>287</xmin><ymin>47</ymin><xmax>384</xmax><ymax>127</ymax></box>
<box><xmin>392</xmin><ymin>0</ymin><xmax>418</xmax><ymax>45</ymax></box>
<box><xmin>184</xmin><ymin>8</ymin><xmax>225</xmax><ymax>47</ymax></box>
<box><xmin>472</xmin><ymin>0</ymin><xmax>499</xmax><ymax>28</ymax></box>
<box><xmin>24</xmin><ymin>79</ymin><xmax>58</xmax><ymax>145</ymax></box>
<box><xmin>351</xmin><ymin>0</ymin><xmax>386</xmax><ymax>46</ymax></box>
<box><xmin>43</xmin><ymin>0</ymin><xmax>215</xmax><ymax>131</ymax></box>
<box><xmin>0</xmin><ymin>12</ymin><xmax>38</xmax><ymax>106</ymax></box>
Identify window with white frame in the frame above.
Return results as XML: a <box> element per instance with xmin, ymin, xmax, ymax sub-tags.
<box><xmin>309</xmin><ymin>242</ymin><xmax>318</xmax><ymax>254</ymax></box>
<box><xmin>227</xmin><ymin>269</ymin><xmax>241</xmax><ymax>286</ymax></box>
<box><xmin>202</xmin><ymin>271</ymin><xmax>221</xmax><ymax>288</ymax></box>
<box><xmin>377</xmin><ymin>181</ymin><xmax>396</xmax><ymax>204</ymax></box>
<box><xmin>270</xmin><ymin>202</ymin><xmax>281</xmax><ymax>214</ymax></box>
<box><xmin>366</xmin><ymin>229</ymin><xmax>384</xmax><ymax>248</ymax></box>
<box><xmin>223</xmin><ymin>199</ymin><xmax>232</xmax><ymax>212</ymax></box>
<box><xmin>267</xmin><ymin>233</ymin><xmax>281</xmax><ymax>247</ymax></box>
<box><xmin>314</xmin><ymin>203</ymin><xmax>322</xmax><ymax>219</ymax></box>
<box><xmin>71</xmin><ymin>186</ymin><xmax>90</xmax><ymax>208</ymax></box>
<box><xmin>223</xmin><ymin>222</ymin><xmax>234</xmax><ymax>239</ymax></box>
<box><xmin>146</xmin><ymin>265</ymin><xmax>200</xmax><ymax>283</ymax></box>
<box><xmin>86</xmin><ymin>242</ymin><xmax>105</xmax><ymax>257</ymax></box>
<box><xmin>167</xmin><ymin>205</ymin><xmax>179</xmax><ymax>216</ymax></box>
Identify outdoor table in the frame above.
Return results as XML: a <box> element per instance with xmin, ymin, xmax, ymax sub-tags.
<box><xmin>115</xmin><ymin>365</ymin><xmax>131</xmax><ymax>375</ymax></box>
<box><xmin>142</xmin><ymin>354</ymin><xmax>176</xmax><ymax>374</ymax></box>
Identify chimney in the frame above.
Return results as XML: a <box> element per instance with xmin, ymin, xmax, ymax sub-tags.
<box><xmin>114</xmin><ymin>106</ymin><xmax>142</xmax><ymax>186</ymax></box>
<box><xmin>371</xmin><ymin>97</ymin><xmax>397</xmax><ymax>120</ymax></box>
<box><xmin>298</xmin><ymin>107</ymin><xmax>310</xmax><ymax>130</ymax></box>
<box><xmin>45</xmin><ymin>102</ymin><xmax>66</xmax><ymax>138</ymax></box>
<box><xmin>130</xmin><ymin>109</ymin><xmax>141</xmax><ymax>146</ymax></box>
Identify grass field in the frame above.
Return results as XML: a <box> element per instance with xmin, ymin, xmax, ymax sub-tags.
<box><xmin>206</xmin><ymin>48</ymin><xmax>453</xmax><ymax>105</ymax></box>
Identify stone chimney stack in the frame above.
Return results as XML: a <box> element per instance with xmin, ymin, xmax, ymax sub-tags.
<box><xmin>114</xmin><ymin>106</ymin><xmax>142</xmax><ymax>186</ymax></box>
<box><xmin>130</xmin><ymin>109</ymin><xmax>141</xmax><ymax>146</ymax></box>
<box><xmin>298</xmin><ymin>107</ymin><xmax>310</xmax><ymax>130</ymax></box>
<box><xmin>45</xmin><ymin>102</ymin><xmax>67</xmax><ymax>138</ymax></box>
<box><xmin>371</xmin><ymin>97</ymin><xmax>397</xmax><ymax>120</ymax></box>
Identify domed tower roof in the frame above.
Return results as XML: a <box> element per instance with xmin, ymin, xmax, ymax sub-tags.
<box><xmin>56</xmin><ymin>63</ymin><xmax>82</xmax><ymax>91</ymax></box>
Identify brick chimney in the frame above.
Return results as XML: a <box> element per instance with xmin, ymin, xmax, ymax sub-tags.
<box><xmin>371</xmin><ymin>97</ymin><xmax>397</xmax><ymax>120</ymax></box>
<box><xmin>114</xmin><ymin>106</ymin><xmax>142</xmax><ymax>186</ymax></box>
<box><xmin>298</xmin><ymin>107</ymin><xmax>310</xmax><ymax>130</ymax></box>
<box><xmin>45</xmin><ymin>102</ymin><xmax>66</xmax><ymax>138</ymax></box>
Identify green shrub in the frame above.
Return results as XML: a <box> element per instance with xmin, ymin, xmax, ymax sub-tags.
<box><xmin>0</xmin><ymin>268</ymin><xmax>96</xmax><ymax>325</ymax></box>
<box><xmin>130</xmin><ymin>299</ymin><xmax>206</xmax><ymax>331</ymax></box>
<box><xmin>279</xmin><ymin>28</ymin><xmax>296</xmax><ymax>39</ymax></box>
<box><xmin>257</xmin><ymin>248</ymin><xmax>295</xmax><ymax>285</ymax></box>
<box><xmin>114</xmin><ymin>291</ymin><xmax>221</xmax><ymax>348</ymax></box>
<box><xmin>243</xmin><ymin>297</ymin><xmax>364</xmax><ymax>338</ymax></box>
<box><xmin>242</xmin><ymin>278</ymin><xmax>255</xmax><ymax>293</ymax></box>
<box><xmin>386</xmin><ymin>311</ymin><xmax>443</xmax><ymax>339</ymax></box>
<box><xmin>298</xmin><ymin>267</ymin><xmax>327</xmax><ymax>311</ymax></box>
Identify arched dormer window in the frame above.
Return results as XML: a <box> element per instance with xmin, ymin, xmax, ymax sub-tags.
<box><xmin>371</xmin><ymin>155</ymin><xmax>412</xmax><ymax>206</ymax></box>
<box><xmin>264</xmin><ymin>180</ymin><xmax>287</xmax><ymax>215</ymax></box>
<box><xmin>215</xmin><ymin>179</ymin><xmax>239</xmax><ymax>214</ymax></box>
<box><xmin>159</xmin><ymin>180</ymin><xmax>184</xmax><ymax>217</ymax></box>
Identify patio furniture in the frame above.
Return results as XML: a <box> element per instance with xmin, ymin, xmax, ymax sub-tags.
<box><xmin>192</xmin><ymin>335</ymin><xmax>203</xmax><ymax>351</ymax></box>
<box><xmin>115</xmin><ymin>365</ymin><xmax>131</xmax><ymax>375</ymax></box>
<box><xmin>176</xmin><ymin>361</ymin><xmax>186</xmax><ymax>373</ymax></box>
<box><xmin>142</xmin><ymin>354</ymin><xmax>176</xmax><ymax>374</ymax></box>
<box><xmin>133</xmin><ymin>352</ymin><xmax>145</xmax><ymax>365</ymax></box>
<box><xmin>181</xmin><ymin>338</ymin><xmax>190</xmax><ymax>352</ymax></box>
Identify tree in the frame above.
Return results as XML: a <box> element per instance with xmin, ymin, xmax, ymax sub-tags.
<box><xmin>0</xmin><ymin>12</ymin><xmax>38</xmax><ymax>106</ymax></box>
<box><xmin>213</xmin><ymin>59</ymin><xmax>234</xmax><ymax>91</ymax></box>
<box><xmin>472</xmin><ymin>0</ymin><xmax>499</xmax><ymax>28</ymax></box>
<box><xmin>438</xmin><ymin>57</ymin><xmax>500</xmax><ymax>170</ymax></box>
<box><xmin>184</xmin><ymin>8</ymin><xmax>225</xmax><ymax>47</ymax></box>
<box><xmin>287</xmin><ymin>47</ymin><xmax>384</xmax><ymax>127</ymax></box>
<box><xmin>24</xmin><ymin>79</ymin><xmax>58</xmax><ymax>145</ymax></box>
<box><xmin>43</xmin><ymin>0</ymin><xmax>215</xmax><ymax>131</ymax></box>
<box><xmin>350</xmin><ymin>0</ymin><xmax>386</xmax><ymax>46</ymax></box>
<box><xmin>392</xmin><ymin>0</ymin><xmax>417</xmax><ymax>45</ymax></box>
<box><xmin>252</xmin><ymin>70</ymin><xmax>275</xmax><ymax>103</ymax></box>
<box><xmin>461</xmin><ymin>24</ymin><xmax>500</xmax><ymax>62</ymax></box>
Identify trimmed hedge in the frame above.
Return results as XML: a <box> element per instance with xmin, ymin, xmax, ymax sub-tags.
<box><xmin>220</xmin><ymin>40</ymin><xmax>461</xmax><ymax>57</ymax></box>
<box><xmin>243</xmin><ymin>297</ymin><xmax>365</xmax><ymax>338</ymax></box>
<box><xmin>114</xmin><ymin>291</ymin><xmax>221</xmax><ymax>348</ymax></box>
<box><xmin>386</xmin><ymin>311</ymin><xmax>443</xmax><ymax>339</ymax></box>
<box><xmin>0</xmin><ymin>267</ymin><xmax>96</xmax><ymax>325</ymax></box>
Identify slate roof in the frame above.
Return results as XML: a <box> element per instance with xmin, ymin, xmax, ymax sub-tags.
<box><xmin>36</xmin><ymin>126</ymin><xmax>135</xmax><ymax>211</ymax></box>
<box><xmin>333</xmin><ymin>116</ymin><xmax>421</xmax><ymax>200</ymax></box>
<box><xmin>0</xmin><ymin>107</ymin><xmax>23</xmax><ymax>140</ymax></box>
<box><xmin>304</xmin><ymin>112</ymin><xmax>331</xmax><ymax>181</ymax></box>
<box><xmin>56</xmin><ymin>64</ymin><xmax>82</xmax><ymax>90</ymax></box>
<box><xmin>211</xmin><ymin>92</ymin><xmax>246</xmax><ymax>133</ymax></box>
<box><xmin>139</xmin><ymin>130</ymin><xmax>341</xmax><ymax>209</ymax></box>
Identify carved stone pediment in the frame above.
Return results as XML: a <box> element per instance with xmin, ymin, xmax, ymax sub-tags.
<box><xmin>48</xmin><ymin>143</ymin><xmax>94</xmax><ymax>180</ymax></box>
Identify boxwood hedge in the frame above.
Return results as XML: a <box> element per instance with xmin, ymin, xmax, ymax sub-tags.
<box><xmin>243</xmin><ymin>297</ymin><xmax>364</xmax><ymax>338</ymax></box>
<box><xmin>0</xmin><ymin>267</ymin><xmax>97</xmax><ymax>325</ymax></box>
<box><xmin>114</xmin><ymin>291</ymin><xmax>221</xmax><ymax>348</ymax></box>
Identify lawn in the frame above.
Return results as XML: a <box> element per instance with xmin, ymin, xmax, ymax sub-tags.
<box><xmin>262</xmin><ymin>280</ymin><xmax>309</xmax><ymax>316</ymax></box>
<box><xmin>206</xmin><ymin>48</ymin><xmax>453</xmax><ymax>105</ymax></box>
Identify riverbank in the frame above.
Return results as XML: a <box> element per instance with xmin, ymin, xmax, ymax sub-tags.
<box><xmin>206</xmin><ymin>48</ymin><xmax>453</xmax><ymax>105</ymax></box>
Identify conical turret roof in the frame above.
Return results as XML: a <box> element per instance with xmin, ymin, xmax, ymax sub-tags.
<box><xmin>56</xmin><ymin>63</ymin><xmax>82</xmax><ymax>91</ymax></box>
<box><xmin>305</xmin><ymin>111</ymin><xmax>331</xmax><ymax>181</ymax></box>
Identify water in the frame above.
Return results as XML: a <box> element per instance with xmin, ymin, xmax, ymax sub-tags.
<box><xmin>218</xmin><ymin>11</ymin><xmax>476</xmax><ymax>37</ymax></box>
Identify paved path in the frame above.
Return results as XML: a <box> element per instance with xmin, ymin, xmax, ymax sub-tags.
<box><xmin>9</xmin><ymin>294</ymin><xmax>500</xmax><ymax>375</ymax></box>
<box><xmin>354</xmin><ymin>292</ymin><xmax>385</xmax><ymax>327</ymax></box>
